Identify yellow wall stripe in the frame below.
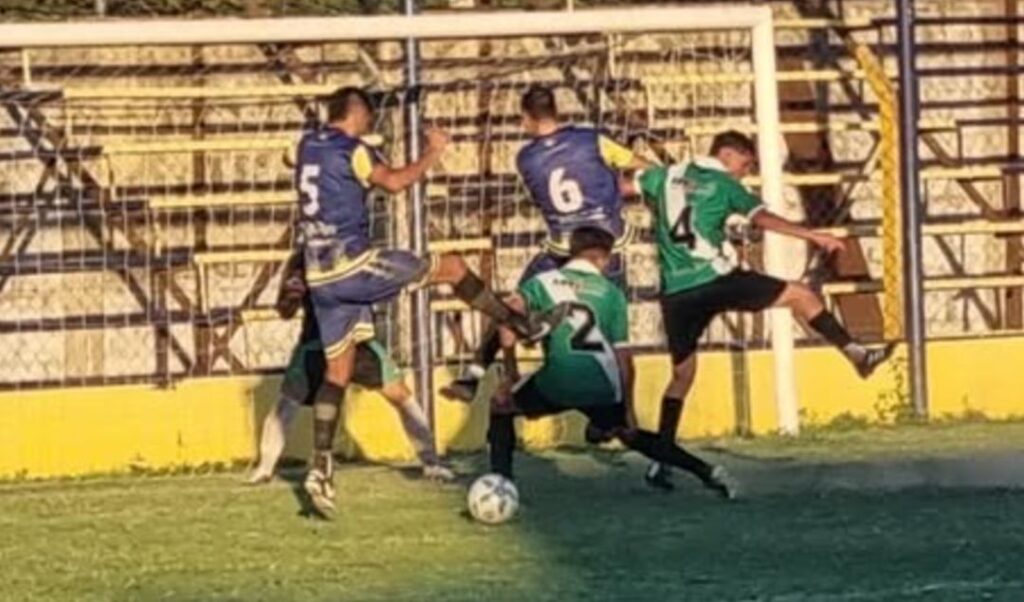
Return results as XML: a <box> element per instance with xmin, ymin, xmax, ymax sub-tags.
<box><xmin>1</xmin><ymin>337</ymin><xmax>1022</xmax><ymax>479</ymax></box>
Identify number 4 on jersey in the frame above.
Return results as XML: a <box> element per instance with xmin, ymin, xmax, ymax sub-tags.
<box><xmin>671</xmin><ymin>205</ymin><xmax>696</xmax><ymax>250</ymax></box>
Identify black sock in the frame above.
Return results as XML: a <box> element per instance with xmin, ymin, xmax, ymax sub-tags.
<box><xmin>453</xmin><ymin>271</ymin><xmax>513</xmax><ymax>324</ymax></box>
<box><xmin>658</xmin><ymin>396</ymin><xmax>684</xmax><ymax>443</ymax></box>
<box><xmin>475</xmin><ymin>326</ymin><xmax>502</xmax><ymax>368</ymax></box>
<box><xmin>621</xmin><ymin>429</ymin><xmax>713</xmax><ymax>483</ymax></box>
<box><xmin>488</xmin><ymin>413</ymin><xmax>516</xmax><ymax>479</ymax></box>
<box><xmin>808</xmin><ymin>310</ymin><xmax>855</xmax><ymax>350</ymax></box>
<box><xmin>312</xmin><ymin>382</ymin><xmax>345</xmax><ymax>464</ymax></box>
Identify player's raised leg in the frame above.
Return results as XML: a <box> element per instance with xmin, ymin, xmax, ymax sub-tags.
<box><xmin>429</xmin><ymin>252</ymin><xmax>567</xmax><ymax>342</ymax></box>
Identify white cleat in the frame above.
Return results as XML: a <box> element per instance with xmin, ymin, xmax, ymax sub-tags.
<box><xmin>304</xmin><ymin>467</ymin><xmax>337</xmax><ymax>517</ymax></box>
<box><xmin>246</xmin><ymin>468</ymin><xmax>274</xmax><ymax>485</ymax></box>
<box><xmin>706</xmin><ymin>465</ymin><xmax>739</xmax><ymax>500</ymax></box>
<box><xmin>422</xmin><ymin>463</ymin><xmax>457</xmax><ymax>483</ymax></box>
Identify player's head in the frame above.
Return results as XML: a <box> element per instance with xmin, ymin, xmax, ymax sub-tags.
<box><xmin>326</xmin><ymin>86</ymin><xmax>374</xmax><ymax>135</ymax></box>
<box><xmin>520</xmin><ymin>85</ymin><xmax>558</xmax><ymax>135</ymax></box>
<box><xmin>710</xmin><ymin>130</ymin><xmax>757</xmax><ymax>179</ymax></box>
<box><xmin>569</xmin><ymin>226</ymin><xmax>616</xmax><ymax>271</ymax></box>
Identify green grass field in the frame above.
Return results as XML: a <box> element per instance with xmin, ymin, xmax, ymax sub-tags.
<box><xmin>3</xmin><ymin>422</ymin><xmax>1024</xmax><ymax>602</ymax></box>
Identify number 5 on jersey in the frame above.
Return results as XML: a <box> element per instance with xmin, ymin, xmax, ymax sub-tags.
<box><xmin>299</xmin><ymin>164</ymin><xmax>320</xmax><ymax>217</ymax></box>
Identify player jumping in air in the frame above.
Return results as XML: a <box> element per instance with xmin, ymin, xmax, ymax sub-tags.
<box><xmin>246</xmin><ymin>253</ymin><xmax>455</xmax><ymax>485</ymax></box>
<box><xmin>444</xmin><ymin>84</ymin><xmax>650</xmax><ymax>401</ymax></box>
<box><xmin>623</xmin><ymin>130</ymin><xmax>897</xmax><ymax>491</ymax></box>
<box><xmin>488</xmin><ymin>226</ymin><xmax>736</xmax><ymax>498</ymax></box>
<box><xmin>296</xmin><ymin>86</ymin><xmax>565</xmax><ymax>517</ymax></box>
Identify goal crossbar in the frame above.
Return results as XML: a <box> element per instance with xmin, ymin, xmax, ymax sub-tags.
<box><xmin>0</xmin><ymin>7</ymin><xmax>772</xmax><ymax>48</ymax></box>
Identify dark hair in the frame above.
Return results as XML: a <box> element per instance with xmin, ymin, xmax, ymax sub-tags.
<box><xmin>569</xmin><ymin>226</ymin><xmax>615</xmax><ymax>258</ymax></box>
<box><xmin>326</xmin><ymin>86</ymin><xmax>373</xmax><ymax>122</ymax></box>
<box><xmin>520</xmin><ymin>85</ymin><xmax>558</xmax><ymax>120</ymax></box>
<box><xmin>709</xmin><ymin>130</ymin><xmax>756</xmax><ymax>156</ymax></box>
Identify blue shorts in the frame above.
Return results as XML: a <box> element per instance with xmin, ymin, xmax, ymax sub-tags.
<box><xmin>519</xmin><ymin>250</ymin><xmax>626</xmax><ymax>289</ymax></box>
<box><xmin>307</xmin><ymin>249</ymin><xmax>435</xmax><ymax>358</ymax></box>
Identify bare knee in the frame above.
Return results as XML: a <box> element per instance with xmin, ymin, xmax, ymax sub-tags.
<box><xmin>324</xmin><ymin>349</ymin><xmax>356</xmax><ymax>387</ymax></box>
<box><xmin>381</xmin><ymin>381</ymin><xmax>412</xmax><ymax>406</ymax></box>
<box><xmin>432</xmin><ymin>253</ymin><xmax>467</xmax><ymax>285</ymax></box>
<box><xmin>665</xmin><ymin>355</ymin><xmax>697</xmax><ymax>399</ymax></box>
<box><xmin>775</xmin><ymin>282</ymin><xmax>823</xmax><ymax>319</ymax></box>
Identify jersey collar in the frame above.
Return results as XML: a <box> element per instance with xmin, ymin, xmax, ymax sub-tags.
<box><xmin>563</xmin><ymin>258</ymin><xmax>602</xmax><ymax>275</ymax></box>
<box><xmin>694</xmin><ymin>156</ymin><xmax>728</xmax><ymax>172</ymax></box>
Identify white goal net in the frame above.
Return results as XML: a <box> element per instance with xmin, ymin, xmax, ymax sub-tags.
<box><xmin>0</xmin><ymin>7</ymin><xmax>793</xmax><ymax>427</ymax></box>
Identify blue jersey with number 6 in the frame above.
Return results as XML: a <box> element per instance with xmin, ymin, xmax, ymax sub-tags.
<box><xmin>295</xmin><ymin>127</ymin><xmax>381</xmax><ymax>257</ymax></box>
<box><xmin>516</xmin><ymin>126</ymin><xmax>635</xmax><ymax>246</ymax></box>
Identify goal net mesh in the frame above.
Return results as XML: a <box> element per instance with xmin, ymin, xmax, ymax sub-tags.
<box><xmin>0</xmin><ymin>25</ymin><xmax>775</xmax><ymax>389</ymax></box>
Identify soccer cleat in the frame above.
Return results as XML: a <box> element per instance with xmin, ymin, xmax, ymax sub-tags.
<box><xmin>643</xmin><ymin>462</ymin><xmax>675</xmax><ymax>492</ymax></box>
<box><xmin>855</xmin><ymin>342</ymin><xmax>897</xmax><ymax>379</ymax></box>
<box><xmin>245</xmin><ymin>468</ymin><xmax>274</xmax><ymax>485</ymax></box>
<box><xmin>440</xmin><ymin>376</ymin><xmax>481</xmax><ymax>404</ymax></box>
<box><xmin>704</xmin><ymin>465</ymin><xmax>738</xmax><ymax>500</ymax></box>
<box><xmin>422</xmin><ymin>463</ymin><xmax>457</xmax><ymax>483</ymax></box>
<box><xmin>304</xmin><ymin>465</ymin><xmax>337</xmax><ymax>518</ymax></box>
<box><xmin>513</xmin><ymin>302</ymin><xmax>572</xmax><ymax>344</ymax></box>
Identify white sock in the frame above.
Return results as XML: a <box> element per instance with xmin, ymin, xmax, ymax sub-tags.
<box><xmin>842</xmin><ymin>342</ymin><xmax>867</xmax><ymax>363</ymax></box>
<box><xmin>254</xmin><ymin>397</ymin><xmax>300</xmax><ymax>476</ymax></box>
<box><xmin>392</xmin><ymin>398</ymin><xmax>439</xmax><ymax>466</ymax></box>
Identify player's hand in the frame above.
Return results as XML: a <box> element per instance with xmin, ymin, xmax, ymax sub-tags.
<box><xmin>425</xmin><ymin>128</ymin><xmax>449</xmax><ymax>155</ymax></box>
<box><xmin>811</xmin><ymin>232</ymin><xmax>846</xmax><ymax>255</ymax></box>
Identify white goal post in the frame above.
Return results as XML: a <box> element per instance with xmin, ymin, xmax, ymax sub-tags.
<box><xmin>0</xmin><ymin>6</ymin><xmax>799</xmax><ymax>434</ymax></box>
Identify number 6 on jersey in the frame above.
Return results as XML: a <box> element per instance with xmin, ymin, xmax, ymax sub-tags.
<box><xmin>548</xmin><ymin>168</ymin><xmax>584</xmax><ymax>213</ymax></box>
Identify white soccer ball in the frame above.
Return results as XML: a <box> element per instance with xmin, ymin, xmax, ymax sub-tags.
<box><xmin>467</xmin><ymin>473</ymin><xmax>519</xmax><ymax>525</ymax></box>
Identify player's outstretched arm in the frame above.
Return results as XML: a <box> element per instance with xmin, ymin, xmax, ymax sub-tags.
<box><xmin>369</xmin><ymin>128</ymin><xmax>448</xmax><ymax>193</ymax></box>
<box><xmin>751</xmin><ymin>210</ymin><xmax>846</xmax><ymax>254</ymax></box>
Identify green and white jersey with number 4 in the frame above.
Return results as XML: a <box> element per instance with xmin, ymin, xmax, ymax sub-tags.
<box><xmin>638</xmin><ymin>157</ymin><xmax>765</xmax><ymax>295</ymax></box>
<box><xmin>518</xmin><ymin>259</ymin><xmax>629</xmax><ymax>407</ymax></box>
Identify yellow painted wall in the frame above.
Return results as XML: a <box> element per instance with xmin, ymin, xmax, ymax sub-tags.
<box><xmin>1</xmin><ymin>337</ymin><xmax>1022</xmax><ymax>479</ymax></box>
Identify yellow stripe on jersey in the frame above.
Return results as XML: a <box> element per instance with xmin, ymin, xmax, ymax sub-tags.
<box><xmin>305</xmin><ymin>249</ymin><xmax>376</xmax><ymax>286</ymax></box>
<box><xmin>598</xmin><ymin>135</ymin><xmax>636</xmax><ymax>169</ymax></box>
<box><xmin>324</xmin><ymin>323</ymin><xmax>376</xmax><ymax>359</ymax></box>
<box><xmin>351</xmin><ymin>144</ymin><xmax>375</xmax><ymax>188</ymax></box>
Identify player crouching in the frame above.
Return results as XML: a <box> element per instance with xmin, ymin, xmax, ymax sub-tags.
<box><xmin>487</xmin><ymin>226</ymin><xmax>737</xmax><ymax>499</ymax></box>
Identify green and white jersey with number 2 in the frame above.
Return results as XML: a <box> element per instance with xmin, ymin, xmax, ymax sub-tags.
<box><xmin>638</xmin><ymin>157</ymin><xmax>765</xmax><ymax>296</ymax></box>
<box><xmin>518</xmin><ymin>259</ymin><xmax>629</xmax><ymax>407</ymax></box>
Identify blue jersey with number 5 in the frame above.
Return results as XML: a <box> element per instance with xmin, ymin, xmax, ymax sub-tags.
<box><xmin>295</xmin><ymin>127</ymin><xmax>380</xmax><ymax>257</ymax></box>
<box><xmin>516</xmin><ymin>126</ymin><xmax>630</xmax><ymax>246</ymax></box>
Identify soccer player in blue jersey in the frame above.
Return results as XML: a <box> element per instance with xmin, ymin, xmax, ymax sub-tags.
<box><xmin>444</xmin><ymin>85</ymin><xmax>650</xmax><ymax>402</ymax></box>
<box><xmin>246</xmin><ymin>254</ymin><xmax>455</xmax><ymax>485</ymax></box>
<box><xmin>296</xmin><ymin>87</ymin><xmax>564</xmax><ymax>517</ymax></box>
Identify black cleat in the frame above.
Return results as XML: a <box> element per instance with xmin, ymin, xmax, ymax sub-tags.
<box><xmin>856</xmin><ymin>342</ymin><xmax>897</xmax><ymax>379</ymax></box>
<box><xmin>704</xmin><ymin>465</ymin><xmax>738</xmax><ymax>500</ymax></box>
<box><xmin>643</xmin><ymin>462</ymin><xmax>675</xmax><ymax>492</ymax></box>
<box><xmin>513</xmin><ymin>302</ymin><xmax>572</xmax><ymax>345</ymax></box>
<box><xmin>440</xmin><ymin>377</ymin><xmax>480</xmax><ymax>404</ymax></box>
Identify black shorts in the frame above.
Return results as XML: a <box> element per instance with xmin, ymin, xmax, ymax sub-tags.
<box><xmin>660</xmin><ymin>270</ymin><xmax>787</xmax><ymax>364</ymax></box>
<box><xmin>511</xmin><ymin>377</ymin><xmax>628</xmax><ymax>433</ymax></box>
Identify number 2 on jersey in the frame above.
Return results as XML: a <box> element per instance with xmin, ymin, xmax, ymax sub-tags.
<box><xmin>548</xmin><ymin>168</ymin><xmax>584</xmax><ymax>213</ymax></box>
<box><xmin>568</xmin><ymin>302</ymin><xmax>603</xmax><ymax>353</ymax></box>
<box><xmin>299</xmin><ymin>164</ymin><xmax>321</xmax><ymax>217</ymax></box>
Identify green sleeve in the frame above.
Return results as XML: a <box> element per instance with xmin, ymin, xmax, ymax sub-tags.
<box><xmin>605</xmin><ymin>288</ymin><xmax>630</xmax><ymax>345</ymax></box>
<box><xmin>517</xmin><ymin>277</ymin><xmax>546</xmax><ymax>313</ymax></box>
<box><xmin>723</xmin><ymin>175</ymin><xmax>764</xmax><ymax>217</ymax></box>
<box><xmin>637</xmin><ymin>166</ymin><xmax>667</xmax><ymax>206</ymax></box>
